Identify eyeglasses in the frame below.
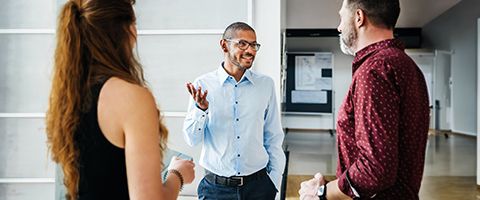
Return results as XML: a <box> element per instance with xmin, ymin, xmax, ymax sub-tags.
<box><xmin>225</xmin><ymin>39</ymin><xmax>261</xmax><ymax>51</ymax></box>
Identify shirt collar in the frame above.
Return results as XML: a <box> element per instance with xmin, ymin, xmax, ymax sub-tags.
<box><xmin>216</xmin><ymin>62</ymin><xmax>255</xmax><ymax>85</ymax></box>
<box><xmin>352</xmin><ymin>39</ymin><xmax>405</xmax><ymax>74</ymax></box>
<box><xmin>217</xmin><ymin>63</ymin><xmax>230</xmax><ymax>84</ymax></box>
<box><xmin>242</xmin><ymin>70</ymin><xmax>254</xmax><ymax>85</ymax></box>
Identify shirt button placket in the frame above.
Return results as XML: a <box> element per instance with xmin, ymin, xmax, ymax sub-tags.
<box><xmin>233</xmin><ymin>82</ymin><xmax>240</xmax><ymax>174</ymax></box>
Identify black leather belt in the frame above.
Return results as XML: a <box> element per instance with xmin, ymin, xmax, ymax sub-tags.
<box><xmin>205</xmin><ymin>168</ymin><xmax>268</xmax><ymax>187</ymax></box>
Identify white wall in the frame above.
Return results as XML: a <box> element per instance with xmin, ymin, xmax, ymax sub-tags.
<box><xmin>252</xmin><ymin>0</ymin><xmax>283</xmax><ymax>102</ymax></box>
<box><xmin>423</xmin><ymin>0</ymin><xmax>480</xmax><ymax>135</ymax></box>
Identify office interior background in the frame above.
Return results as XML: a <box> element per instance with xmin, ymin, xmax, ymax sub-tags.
<box><xmin>0</xmin><ymin>0</ymin><xmax>479</xmax><ymax>199</ymax></box>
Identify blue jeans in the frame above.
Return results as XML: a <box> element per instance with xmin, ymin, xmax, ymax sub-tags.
<box><xmin>197</xmin><ymin>174</ymin><xmax>277</xmax><ymax>200</ymax></box>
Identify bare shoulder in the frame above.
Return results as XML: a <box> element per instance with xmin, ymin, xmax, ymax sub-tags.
<box><xmin>100</xmin><ymin>77</ymin><xmax>156</xmax><ymax>110</ymax></box>
<box><xmin>99</xmin><ymin>77</ymin><xmax>158</xmax><ymax>128</ymax></box>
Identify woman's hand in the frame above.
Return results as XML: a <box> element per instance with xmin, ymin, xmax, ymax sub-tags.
<box><xmin>168</xmin><ymin>156</ymin><xmax>195</xmax><ymax>184</ymax></box>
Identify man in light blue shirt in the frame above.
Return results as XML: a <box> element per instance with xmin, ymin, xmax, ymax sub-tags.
<box><xmin>183</xmin><ymin>22</ymin><xmax>286</xmax><ymax>200</ymax></box>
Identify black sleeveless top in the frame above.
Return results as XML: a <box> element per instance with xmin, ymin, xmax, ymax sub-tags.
<box><xmin>74</xmin><ymin>79</ymin><xmax>129</xmax><ymax>200</ymax></box>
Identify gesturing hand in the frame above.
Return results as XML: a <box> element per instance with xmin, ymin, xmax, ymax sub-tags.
<box><xmin>185</xmin><ymin>82</ymin><xmax>209</xmax><ymax>111</ymax></box>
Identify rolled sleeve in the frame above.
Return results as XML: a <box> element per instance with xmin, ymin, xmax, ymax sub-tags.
<box><xmin>337</xmin><ymin>171</ymin><xmax>360</xmax><ymax>198</ymax></box>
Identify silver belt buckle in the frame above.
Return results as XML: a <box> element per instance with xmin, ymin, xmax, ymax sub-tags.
<box><xmin>232</xmin><ymin>177</ymin><xmax>244</xmax><ymax>186</ymax></box>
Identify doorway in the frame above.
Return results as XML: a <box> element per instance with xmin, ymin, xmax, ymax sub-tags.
<box><xmin>434</xmin><ymin>50</ymin><xmax>453</xmax><ymax>131</ymax></box>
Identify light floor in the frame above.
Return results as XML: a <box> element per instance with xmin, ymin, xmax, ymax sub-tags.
<box><xmin>284</xmin><ymin>130</ymin><xmax>478</xmax><ymax>199</ymax></box>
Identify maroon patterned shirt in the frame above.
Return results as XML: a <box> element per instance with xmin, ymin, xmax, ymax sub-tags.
<box><xmin>336</xmin><ymin>39</ymin><xmax>430</xmax><ymax>199</ymax></box>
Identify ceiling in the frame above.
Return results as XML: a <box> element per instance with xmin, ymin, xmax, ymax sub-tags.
<box><xmin>286</xmin><ymin>0</ymin><xmax>462</xmax><ymax>28</ymax></box>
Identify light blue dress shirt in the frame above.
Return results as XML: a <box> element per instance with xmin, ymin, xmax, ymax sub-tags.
<box><xmin>183</xmin><ymin>65</ymin><xmax>286</xmax><ymax>191</ymax></box>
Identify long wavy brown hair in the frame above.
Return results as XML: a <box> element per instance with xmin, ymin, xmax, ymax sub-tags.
<box><xmin>46</xmin><ymin>0</ymin><xmax>168</xmax><ymax>199</ymax></box>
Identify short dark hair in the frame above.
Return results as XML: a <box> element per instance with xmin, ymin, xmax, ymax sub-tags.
<box><xmin>222</xmin><ymin>22</ymin><xmax>255</xmax><ymax>40</ymax></box>
<box><xmin>346</xmin><ymin>0</ymin><xmax>400</xmax><ymax>29</ymax></box>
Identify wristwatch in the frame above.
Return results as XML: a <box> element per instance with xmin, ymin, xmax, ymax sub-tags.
<box><xmin>317</xmin><ymin>184</ymin><xmax>327</xmax><ymax>200</ymax></box>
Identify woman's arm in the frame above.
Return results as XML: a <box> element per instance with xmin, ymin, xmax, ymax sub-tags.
<box><xmin>98</xmin><ymin>77</ymin><xmax>194</xmax><ymax>200</ymax></box>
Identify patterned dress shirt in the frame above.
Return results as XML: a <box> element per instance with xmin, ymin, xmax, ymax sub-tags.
<box><xmin>336</xmin><ymin>39</ymin><xmax>430</xmax><ymax>199</ymax></box>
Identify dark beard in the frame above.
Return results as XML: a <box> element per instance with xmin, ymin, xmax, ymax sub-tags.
<box><xmin>228</xmin><ymin>52</ymin><xmax>254</xmax><ymax>70</ymax></box>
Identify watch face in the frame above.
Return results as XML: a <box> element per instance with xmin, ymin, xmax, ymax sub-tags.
<box><xmin>317</xmin><ymin>185</ymin><xmax>326</xmax><ymax>196</ymax></box>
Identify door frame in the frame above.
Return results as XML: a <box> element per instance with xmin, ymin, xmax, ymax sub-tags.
<box><xmin>476</xmin><ymin>18</ymin><xmax>479</xmax><ymax>186</ymax></box>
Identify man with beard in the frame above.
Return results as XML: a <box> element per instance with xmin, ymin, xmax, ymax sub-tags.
<box><xmin>298</xmin><ymin>0</ymin><xmax>429</xmax><ymax>200</ymax></box>
<box><xmin>183</xmin><ymin>22</ymin><xmax>286</xmax><ymax>200</ymax></box>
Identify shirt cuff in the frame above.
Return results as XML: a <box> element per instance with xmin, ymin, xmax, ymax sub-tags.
<box><xmin>338</xmin><ymin>171</ymin><xmax>360</xmax><ymax>198</ymax></box>
<box><xmin>189</xmin><ymin>105</ymin><xmax>208</xmax><ymax>132</ymax></box>
<box><xmin>191</xmin><ymin>104</ymin><xmax>208</xmax><ymax>118</ymax></box>
<box><xmin>195</xmin><ymin>103</ymin><xmax>208</xmax><ymax>112</ymax></box>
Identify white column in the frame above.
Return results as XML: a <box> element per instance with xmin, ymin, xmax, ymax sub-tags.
<box><xmin>476</xmin><ymin>18</ymin><xmax>480</xmax><ymax>186</ymax></box>
<box><xmin>252</xmin><ymin>1</ymin><xmax>284</xmax><ymax>197</ymax></box>
<box><xmin>252</xmin><ymin>0</ymin><xmax>283</xmax><ymax>104</ymax></box>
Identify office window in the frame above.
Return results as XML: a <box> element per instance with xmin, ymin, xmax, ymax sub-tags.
<box><xmin>138</xmin><ymin>35</ymin><xmax>222</xmax><ymax>111</ymax></box>
<box><xmin>0</xmin><ymin>118</ymin><xmax>54</xmax><ymax>178</ymax></box>
<box><xmin>0</xmin><ymin>183</ymin><xmax>54</xmax><ymax>200</ymax></box>
<box><xmin>0</xmin><ymin>0</ymin><xmax>57</xmax><ymax>199</ymax></box>
<box><xmin>136</xmin><ymin>0</ymin><xmax>248</xmax><ymax>30</ymax></box>
<box><xmin>0</xmin><ymin>34</ymin><xmax>54</xmax><ymax>113</ymax></box>
<box><xmin>0</xmin><ymin>1</ymin><xmax>55</xmax><ymax>29</ymax></box>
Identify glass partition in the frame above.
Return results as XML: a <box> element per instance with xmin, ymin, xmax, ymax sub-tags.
<box><xmin>135</xmin><ymin>0</ymin><xmax>248</xmax><ymax>30</ymax></box>
<box><xmin>0</xmin><ymin>34</ymin><xmax>54</xmax><ymax>113</ymax></box>
<box><xmin>138</xmin><ymin>35</ymin><xmax>222</xmax><ymax>111</ymax></box>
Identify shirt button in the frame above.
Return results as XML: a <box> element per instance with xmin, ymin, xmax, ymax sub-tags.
<box><xmin>237</xmin><ymin>172</ymin><xmax>240</xmax><ymax>175</ymax></box>
<box><xmin>235</xmin><ymin>85</ymin><xmax>238</xmax><ymax>87</ymax></box>
<box><xmin>198</xmin><ymin>128</ymin><xmax>201</xmax><ymax>131</ymax></box>
<box><xmin>236</xmin><ymin>118</ymin><xmax>239</xmax><ymax>121</ymax></box>
<box><xmin>202</xmin><ymin>114</ymin><xmax>205</xmax><ymax>117</ymax></box>
<box><xmin>237</xmin><ymin>154</ymin><xmax>240</xmax><ymax>157</ymax></box>
<box><xmin>237</xmin><ymin>136</ymin><xmax>240</xmax><ymax>139</ymax></box>
<box><xmin>235</xmin><ymin>101</ymin><xmax>238</xmax><ymax>104</ymax></box>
